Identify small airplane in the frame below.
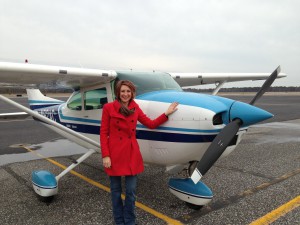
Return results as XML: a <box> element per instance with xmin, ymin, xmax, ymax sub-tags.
<box><xmin>0</xmin><ymin>61</ymin><xmax>286</xmax><ymax>209</ymax></box>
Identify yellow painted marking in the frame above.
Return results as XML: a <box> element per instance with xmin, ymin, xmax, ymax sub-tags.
<box><xmin>249</xmin><ymin>195</ymin><xmax>300</xmax><ymax>225</ymax></box>
<box><xmin>22</xmin><ymin>146</ymin><xmax>183</xmax><ymax>225</ymax></box>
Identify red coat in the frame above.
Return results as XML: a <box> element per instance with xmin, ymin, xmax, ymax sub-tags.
<box><xmin>100</xmin><ymin>100</ymin><xmax>168</xmax><ymax>176</ymax></box>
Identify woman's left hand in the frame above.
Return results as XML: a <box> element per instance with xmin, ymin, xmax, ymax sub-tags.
<box><xmin>165</xmin><ymin>102</ymin><xmax>179</xmax><ymax>116</ymax></box>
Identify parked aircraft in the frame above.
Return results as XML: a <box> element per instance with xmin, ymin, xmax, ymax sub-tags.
<box><xmin>0</xmin><ymin>62</ymin><xmax>286</xmax><ymax>208</ymax></box>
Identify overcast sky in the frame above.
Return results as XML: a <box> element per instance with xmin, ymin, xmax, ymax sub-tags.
<box><xmin>1</xmin><ymin>0</ymin><xmax>299</xmax><ymax>88</ymax></box>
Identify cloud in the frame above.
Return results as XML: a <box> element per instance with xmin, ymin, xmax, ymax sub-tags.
<box><xmin>0</xmin><ymin>0</ymin><xmax>299</xmax><ymax>87</ymax></box>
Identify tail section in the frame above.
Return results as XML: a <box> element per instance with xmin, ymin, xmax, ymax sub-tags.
<box><xmin>26</xmin><ymin>89</ymin><xmax>64</xmax><ymax>110</ymax></box>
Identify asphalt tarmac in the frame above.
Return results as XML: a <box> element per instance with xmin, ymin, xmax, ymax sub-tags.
<box><xmin>0</xmin><ymin>94</ymin><xmax>299</xmax><ymax>225</ymax></box>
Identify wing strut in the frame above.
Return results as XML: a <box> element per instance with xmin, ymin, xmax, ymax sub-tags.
<box><xmin>0</xmin><ymin>94</ymin><xmax>100</xmax><ymax>149</ymax></box>
<box><xmin>212</xmin><ymin>80</ymin><xmax>227</xmax><ymax>95</ymax></box>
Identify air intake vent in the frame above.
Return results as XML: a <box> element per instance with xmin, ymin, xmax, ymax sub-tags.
<box><xmin>213</xmin><ymin>113</ymin><xmax>223</xmax><ymax>125</ymax></box>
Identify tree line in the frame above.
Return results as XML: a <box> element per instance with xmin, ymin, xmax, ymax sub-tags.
<box><xmin>184</xmin><ymin>86</ymin><xmax>300</xmax><ymax>93</ymax></box>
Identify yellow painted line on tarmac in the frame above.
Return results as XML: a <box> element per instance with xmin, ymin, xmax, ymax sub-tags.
<box><xmin>22</xmin><ymin>146</ymin><xmax>183</xmax><ymax>225</ymax></box>
<box><xmin>249</xmin><ymin>195</ymin><xmax>300</xmax><ymax>225</ymax></box>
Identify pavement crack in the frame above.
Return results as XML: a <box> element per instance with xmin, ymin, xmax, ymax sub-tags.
<box><xmin>3</xmin><ymin>165</ymin><xmax>32</xmax><ymax>190</ymax></box>
<box><xmin>214</xmin><ymin>164</ymin><xmax>275</xmax><ymax>180</ymax></box>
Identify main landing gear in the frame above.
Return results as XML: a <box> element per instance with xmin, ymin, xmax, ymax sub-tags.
<box><xmin>31</xmin><ymin>149</ymin><xmax>96</xmax><ymax>202</ymax></box>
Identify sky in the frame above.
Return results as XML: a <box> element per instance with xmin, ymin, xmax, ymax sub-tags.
<box><xmin>0</xmin><ymin>0</ymin><xmax>299</xmax><ymax>88</ymax></box>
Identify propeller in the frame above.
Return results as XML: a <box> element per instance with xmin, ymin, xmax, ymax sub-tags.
<box><xmin>190</xmin><ymin>66</ymin><xmax>280</xmax><ymax>184</ymax></box>
<box><xmin>250</xmin><ymin>66</ymin><xmax>280</xmax><ymax>105</ymax></box>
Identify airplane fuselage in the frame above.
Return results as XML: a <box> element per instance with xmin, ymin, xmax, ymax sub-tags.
<box><xmin>27</xmin><ymin>70</ymin><xmax>273</xmax><ymax>168</ymax></box>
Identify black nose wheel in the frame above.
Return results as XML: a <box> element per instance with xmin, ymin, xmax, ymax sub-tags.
<box><xmin>185</xmin><ymin>202</ymin><xmax>204</xmax><ymax>210</ymax></box>
<box><xmin>37</xmin><ymin>195</ymin><xmax>55</xmax><ymax>205</ymax></box>
<box><xmin>188</xmin><ymin>161</ymin><xmax>198</xmax><ymax>177</ymax></box>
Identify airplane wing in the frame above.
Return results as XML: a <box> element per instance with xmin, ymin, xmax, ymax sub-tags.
<box><xmin>0</xmin><ymin>62</ymin><xmax>117</xmax><ymax>89</ymax></box>
<box><xmin>0</xmin><ymin>61</ymin><xmax>286</xmax><ymax>89</ymax></box>
<box><xmin>169</xmin><ymin>72</ymin><xmax>287</xmax><ymax>87</ymax></box>
<box><xmin>0</xmin><ymin>112</ymin><xmax>30</xmax><ymax>120</ymax></box>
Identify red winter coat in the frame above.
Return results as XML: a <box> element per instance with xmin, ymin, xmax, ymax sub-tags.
<box><xmin>100</xmin><ymin>100</ymin><xmax>168</xmax><ymax>176</ymax></box>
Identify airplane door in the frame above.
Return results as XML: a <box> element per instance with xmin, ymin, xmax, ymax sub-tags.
<box><xmin>82</xmin><ymin>88</ymin><xmax>108</xmax><ymax>139</ymax></box>
<box><xmin>60</xmin><ymin>87</ymin><xmax>108</xmax><ymax>140</ymax></box>
<box><xmin>60</xmin><ymin>91</ymin><xmax>88</xmax><ymax>134</ymax></box>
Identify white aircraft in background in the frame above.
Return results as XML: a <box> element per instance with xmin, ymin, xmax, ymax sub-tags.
<box><xmin>0</xmin><ymin>61</ymin><xmax>286</xmax><ymax>209</ymax></box>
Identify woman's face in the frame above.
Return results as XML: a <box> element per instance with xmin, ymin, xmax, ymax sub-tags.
<box><xmin>119</xmin><ymin>85</ymin><xmax>132</xmax><ymax>105</ymax></box>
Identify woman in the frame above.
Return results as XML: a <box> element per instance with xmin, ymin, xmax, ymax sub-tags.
<box><xmin>100</xmin><ymin>80</ymin><xmax>178</xmax><ymax>225</ymax></box>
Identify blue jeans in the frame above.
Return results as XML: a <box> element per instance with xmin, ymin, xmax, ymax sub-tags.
<box><xmin>110</xmin><ymin>176</ymin><xmax>137</xmax><ymax>225</ymax></box>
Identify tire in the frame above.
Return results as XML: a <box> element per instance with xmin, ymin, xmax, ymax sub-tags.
<box><xmin>185</xmin><ymin>202</ymin><xmax>204</xmax><ymax>210</ymax></box>
<box><xmin>37</xmin><ymin>195</ymin><xmax>55</xmax><ymax>204</ymax></box>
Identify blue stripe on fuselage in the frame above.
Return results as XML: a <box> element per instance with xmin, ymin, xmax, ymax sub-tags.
<box><xmin>29</xmin><ymin>100</ymin><xmax>64</xmax><ymax>104</ymax></box>
<box><xmin>30</xmin><ymin>104</ymin><xmax>62</xmax><ymax>110</ymax></box>
<box><xmin>29</xmin><ymin>100</ymin><xmax>64</xmax><ymax>110</ymax></box>
<box><xmin>136</xmin><ymin>130</ymin><xmax>216</xmax><ymax>143</ymax></box>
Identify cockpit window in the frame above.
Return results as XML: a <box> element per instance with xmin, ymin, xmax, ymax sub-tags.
<box><xmin>84</xmin><ymin>88</ymin><xmax>107</xmax><ymax>110</ymax></box>
<box><xmin>67</xmin><ymin>92</ymin><xmax>82</xmax><ymax>111</ymax></box>
<box><xmin>114</xmin><ymin>71</ymin><xmax>182</xmax><ymax>96</ymax></box>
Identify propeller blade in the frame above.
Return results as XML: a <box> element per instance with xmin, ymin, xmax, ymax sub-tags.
<box><xmin>249</xmin><ymin>66</ymin><xmax>280</xmax><ymax>105</ymax></box>
<box><xmin>191</xmin><ymin>119</ymin><xmax>242</xmax><ymax>184</ymax></box>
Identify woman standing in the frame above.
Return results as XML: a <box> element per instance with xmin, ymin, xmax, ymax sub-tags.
<box><xmin>100</xmin><ymin>80</ymin><xmax>178</xmax><ymax>225</ymax></box>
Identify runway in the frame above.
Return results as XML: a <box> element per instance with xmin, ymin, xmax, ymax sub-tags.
<box><xmin>0</xmin><ymin>94</ymin><xmax>299</xmax><ymax>225</ymax></box>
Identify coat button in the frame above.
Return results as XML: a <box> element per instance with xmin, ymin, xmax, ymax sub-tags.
<box><xmin>120</xmin><ymin>137</ymin><xmax>122</xmax><ymax>140</ymax></box>
<box><xmin>118</xmin><ymin>128</ymin><xmax>121</xmax><ymax>131</ymax></box>
<box><xmin>131</xmin><ymin>120</ymin><xmax>134</xmax><ymax>122</ymax></box>
<box><xmin>132</xmin><ymin>129</ymin><xmax>134</xmax><ymax>131</ymax></box>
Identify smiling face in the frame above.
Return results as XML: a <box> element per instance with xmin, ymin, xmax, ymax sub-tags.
<box><xmin>119</xmin><ymin>85</ymin><xmax>132</xmax><ymax>106</ymax></box>
<box><xmin>115</xmin><ymin>80</ymin><xmax>136</xmax><ymax>106</ymax></box>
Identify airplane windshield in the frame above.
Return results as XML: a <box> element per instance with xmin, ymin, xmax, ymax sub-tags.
<box><xmin>115</xmin><ymin>71</ymin><xmax>182</xmax><ymax>96</ymax></box>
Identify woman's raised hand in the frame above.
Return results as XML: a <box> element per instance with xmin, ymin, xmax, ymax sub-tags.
<box><xmin>165</xmin><ymin>102</ymin><xmax>179</xmax><ymax>116</ymax></box>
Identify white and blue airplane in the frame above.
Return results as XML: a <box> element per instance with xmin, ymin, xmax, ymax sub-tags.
<box><xmin>0</xmin><ymin>61</ymin><xmax>286</xmax><ymax>209</ymax></box>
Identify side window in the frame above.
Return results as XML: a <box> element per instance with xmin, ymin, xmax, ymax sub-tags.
<box><xmin>67</xmin><ymin>92</ymin><xmax>82</xmax><ymax>111</ymax></box>
<box><xmin>84</xmin><ymin>88</ymin><xmax>107</xmax><ymax>110</ymax></box>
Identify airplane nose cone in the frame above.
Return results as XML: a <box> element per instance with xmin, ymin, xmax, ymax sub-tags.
<box><xmin>230</xmin><ymin>101</ymin><xmax>273</xmax><ymax>127</ymax></box>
